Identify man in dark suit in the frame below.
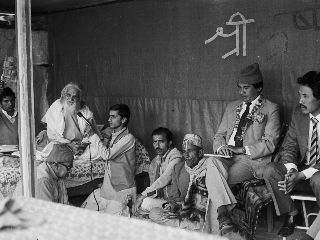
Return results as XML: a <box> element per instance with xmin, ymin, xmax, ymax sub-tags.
<box><xmin>264</xmin><ymin>71</ymin><xmax>320</xmax><ymax>239</ymax></box>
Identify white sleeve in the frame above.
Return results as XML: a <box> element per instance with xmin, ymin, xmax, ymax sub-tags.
<box><xmin>284</xmin><ymin>163</ymin><xmax>298</xmax><ymax>172</ymax></box>
<box><xmin>89</xmin><ymin>133</ymin><xmax>135</xmax><ymax>160</ymax></box>
<box><xmin>302</xmin><ymin>168</ymin><xmax>319</xmax><ymax>179</ymax></box>
<box><xmin>244</xmin><ymin>146</ymin><xmax>251</xmax><ymax>155</ymax></box>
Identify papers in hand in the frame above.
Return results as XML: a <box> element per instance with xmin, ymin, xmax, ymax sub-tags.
<box><xmin>204</xmin><ymin>153</ymin><xmax>232</xmax><ymax>158</ymax></box>
<box><xmin>0</xmin><ymin>145</ymin><xmax>18</xmax><ymax>153</ymax></box>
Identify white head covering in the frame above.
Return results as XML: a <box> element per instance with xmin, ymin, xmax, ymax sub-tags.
<box><xmin>182</xmin><ymin>134</ymin><xmax>203</xmax><ymax>149</ymax></box>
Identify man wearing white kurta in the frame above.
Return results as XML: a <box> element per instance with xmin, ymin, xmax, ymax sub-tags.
<box><xmin>41</xmin><ymin>82</ymin><xmax>101</xmax><ymax>160</ymax></box>
<box><xmin>82</xmin><ymin>104</ymin><xmax>136</xmax><ymax>216</ymax></box>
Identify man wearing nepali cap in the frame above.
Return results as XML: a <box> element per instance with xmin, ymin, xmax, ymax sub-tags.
<box><xmin>149</xmin><ymin>134</ymin><xmax>231</xmax><ymax>233</ymax></box>
<box><xmin>212</xmin><ymin>63</ymin><xmax>280</xmax><ymax>233</ymax></box>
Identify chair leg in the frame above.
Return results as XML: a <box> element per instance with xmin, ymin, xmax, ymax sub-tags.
<box><xmin>302</xmin><ymin>200</ymin><xmax>309</xmax><ymax>228</ymax></box>
<box><xmin>267</xmin><ymin>204</ymin><xmax>273</xmax><ymax>232</ymax></box>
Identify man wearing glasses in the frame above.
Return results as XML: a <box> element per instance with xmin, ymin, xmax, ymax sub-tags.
<box><xmin>149</xmin><ymin>134</ymin><xmax>209</xmax><ymax>231</ymax></box>
<box><xmin>36</xmin><ymin>144</ymin><xmax>74</xmax><ymax>204</ymax></box>
<box><xmin>14</xmin><ymin>144</ymin><xmax>74</xmax><ymax>204</ymax></box>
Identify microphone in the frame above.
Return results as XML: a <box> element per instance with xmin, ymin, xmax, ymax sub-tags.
<box><xmin>77</xmin><ymin>112</ymin><xmax>92</xmax><ymax>126</ymax></box>
<box><xmin>77</xmin><ymin>112</ymin><xmax>103</xmax><ymax>140</ymax></box>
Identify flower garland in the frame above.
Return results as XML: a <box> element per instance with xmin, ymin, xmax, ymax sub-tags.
<box><xmin>232</xmin><ymin>96</ymin><xmax>265</xmax><ymax>142</ymax></box>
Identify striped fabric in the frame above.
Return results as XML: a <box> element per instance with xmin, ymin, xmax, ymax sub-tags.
<box><xmin>309</xmin><ymin>117</ymin><xmax>319</xmax><ymax>167</ymax></box>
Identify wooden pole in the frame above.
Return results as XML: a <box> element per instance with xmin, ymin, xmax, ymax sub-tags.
<box><xmin>15</xmin><ymin>0</ymin><xmax>36</xmax><ymax>197</ymax></box>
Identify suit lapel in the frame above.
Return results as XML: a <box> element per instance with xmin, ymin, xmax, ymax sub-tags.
<box><xmin>248</xmin><ymin>95</ymin><xmax>265</xmax><ymax>119</ymax></box>
<box><xmin>297</xmin><ymin>112</ymin><xmax>309</xmax><ymax>159</ymax></box>
<box><xmin>228</xmin><ymin>96</ymin><xmax>264</xmax><ymax>141</ymax></box>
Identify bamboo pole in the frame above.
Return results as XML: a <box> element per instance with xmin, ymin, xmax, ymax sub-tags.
<box><xmin>15</xmin><ymin>0</ymin><xmax>36</xmax><ymax>197</ymax></box>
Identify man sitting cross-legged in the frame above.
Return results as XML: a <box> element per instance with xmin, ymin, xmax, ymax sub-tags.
<box><xmin>41</xmin><ymin>82</ymin><xmax>102</xmax><ymax>159</ymax></box>
<box><xmin>81</xmin><ymin>104</ymin><xmax>136</xmax><ymax>216</ymax></box>
<box><xmin>149</xmin><ymin>134</ymin><xmax>219</xmax><ymax>231</ymax></box>
<box><xmin>133</xmin><ymin>127</ymin><xmax>183</xmax><ymax>213</ymax></box>
<box><xmin>14</xmin><ymin>144</ymin><xmax>74</xmax><ymax>204</ymax></box>
<box><xmin>36</xmin><ymin>144</ymin><xmax>74</xmax><ymax>203</ymax></box>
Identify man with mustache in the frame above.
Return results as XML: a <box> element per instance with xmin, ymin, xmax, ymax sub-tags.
<box><xmin>211</xmin><ymin>63</ymin><xmax>281</xmax><ymax>234</ymax></box>
<box><xmin>264</xmin><ymin>71</ymin><xmax>320</xmax><ymax>239</ymax></box>
<box><xmin>0</xmin><ymin>87</ymin><xmax>18</xmax><ymax>145</ymax></box>
<box><xmin>133</xmin><ymin>127</ymin><xmax>182</xmax><ymax>213</ymax></box>
<box><xmin>148</xmin><ymin>134</ymin><xmax>208</xmax><ymax>231</ymax></box>
<box><xmin>41</xmin><ymin>82</ymin><xmax>100</xmax><ymax>160</ymax></box>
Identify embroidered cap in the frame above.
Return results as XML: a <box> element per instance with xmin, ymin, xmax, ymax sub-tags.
<box><xmin>183</xmin><ymin>134</ymin><xmax>203</xmax><ymax>149</ymax></box>
<box><xmin>46</xmin><ymin>144</ymin><xmax>74</xmax><ymax>164</ymax></box>
<box><xmin>238</xmin><ymin>63</ymin><xmax>263</xmax><ymax>85</ymax></box>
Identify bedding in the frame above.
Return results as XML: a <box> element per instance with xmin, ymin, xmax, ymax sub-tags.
<box><xmin>0</xmin><ymin>139</ymin><xmax>150</xmax><ymax>198</ymax></box>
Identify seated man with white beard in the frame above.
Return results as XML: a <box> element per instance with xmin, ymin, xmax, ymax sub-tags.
<box><xmin>41</xmin><ymin>82</ymin><xmax>101</xmax><ymax>160</ymax></box>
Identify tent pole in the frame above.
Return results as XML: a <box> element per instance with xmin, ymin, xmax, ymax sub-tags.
<box><xmin>15</xmin><ymin>0</ymin><xmax>36</xmax><ymax>198</ymax></box>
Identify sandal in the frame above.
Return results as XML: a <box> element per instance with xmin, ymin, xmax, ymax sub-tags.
<box><xmin>218</xmin><ymin>214</ymin><xmax>235</xmax><ymax>235</ymax></box>
<box><xmin>220</xmin><ymin>223</ymin><xmax>236</xmax><ymax>235</ymax></box>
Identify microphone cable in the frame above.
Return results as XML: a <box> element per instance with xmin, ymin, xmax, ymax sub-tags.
<box><xmin>89</xmin><ymin>137</ymin><xmax>99</xmax><ymax>211</ymax></box>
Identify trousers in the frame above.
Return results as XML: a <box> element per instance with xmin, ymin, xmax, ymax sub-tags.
<box><xmin>263</xmin><ymin>162</ymin><xmax>320</xmax><ymax>238</ymax></box>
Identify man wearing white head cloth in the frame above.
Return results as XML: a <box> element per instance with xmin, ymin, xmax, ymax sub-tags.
<box><xmin>149</xmin><ymin>134</ymin><xmax>233</xmax><ymax>234</ymax></box>
<box><xmin>40</xmin><ymin>82</ymin><xmax>101</xmax><ymax>160</ymax></box>
<box><xmin>211</xmin><ymin>63</ymin><xmax>280</xmax><ymax>234</ymax></box>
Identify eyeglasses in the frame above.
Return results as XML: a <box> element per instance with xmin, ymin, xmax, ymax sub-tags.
<box><xmin>57</xmin><ymin>162</ymin><xmax>73</xmax><ymax>171</ymax></box>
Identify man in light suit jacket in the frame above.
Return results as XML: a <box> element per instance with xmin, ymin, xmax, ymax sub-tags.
<box><xmin>209</xmin><ymin>63</ymin><xmax>280</xmax><ymax>234</ymax></box>
<box><xmin>264</xmin><ymin>71</ymin><xmax>320</xmax><ymax>240</ymax></box>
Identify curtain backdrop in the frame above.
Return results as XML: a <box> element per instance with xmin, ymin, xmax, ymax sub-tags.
<box><xmin>48</xmin><ymin>0</ymin><xmax>320</xmax><ymax>154</ymax></box>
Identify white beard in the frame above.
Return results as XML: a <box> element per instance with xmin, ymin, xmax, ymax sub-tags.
<box><xmin>62</xmin><ymin>99</ymin><xmax>80</xmax><ymax>116</ymax></box>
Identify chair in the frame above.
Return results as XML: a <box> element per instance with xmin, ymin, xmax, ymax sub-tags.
<box><xmin>281</xmin><ymin>193</ymin><xmax>318</xmax><ymax>240</ymax></box>
<box><xmin>290</xmin><ymin>192</ymin><xmax>318</xmax><ymax>230</ymax></box>
<box><xmin>231</xmin><ymin>123</ymin><xmax>288</xmax><ymax>240</ymax></box>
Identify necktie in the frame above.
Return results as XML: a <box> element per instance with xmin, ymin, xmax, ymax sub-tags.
<box><xmin>234</xmin><ymin>102</ymin><xmax>252</xmax><ymax>147</ymax></box>
<box><xmin>309</xmin><ymin>117</ymin><xmax>319</xmax><ymax>167</ymax></box>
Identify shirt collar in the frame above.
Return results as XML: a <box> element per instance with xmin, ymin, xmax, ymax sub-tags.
<box><xmin>2</xmin><ymin>109</ymin><xmax>17</xmax><ymax>119</ymax></box>
<box><xmin>111</xmin><ymin>127</ymin><xmax>127</xmax><ymax>137</ymax></box>
<box><xmin>160</xmin><ymin>148</ymin><xmax>172</xmax><ymax>162</ymax></box>
<box><xmin>309</xmin><ymin>113</ymin><xmax>320</xmax><ymax>122</ymax></box>
<box><xmin>242</xmin><ymin>94</ymin><xmax>261</xmax><ymax>107</ymax></box>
